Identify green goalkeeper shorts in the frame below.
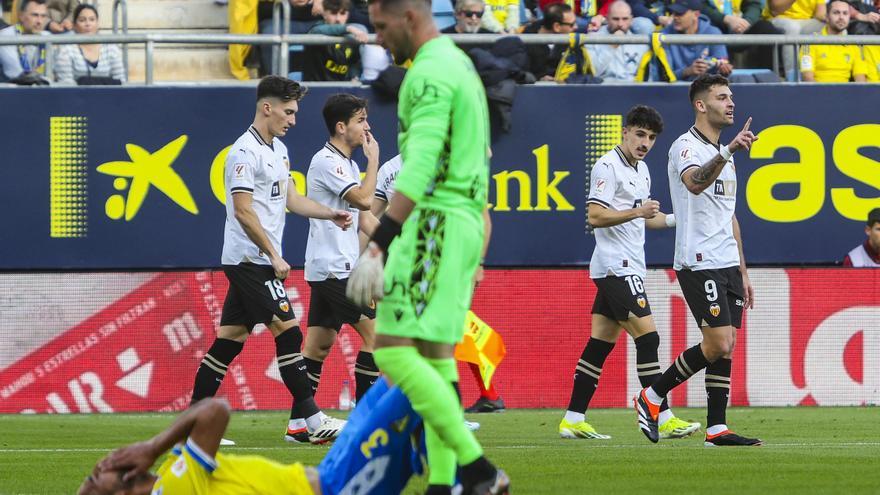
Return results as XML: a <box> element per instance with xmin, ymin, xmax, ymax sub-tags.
<box><xmin>376</xmin><ymin>208</ymin><xmax>482</xmax><ymax>345</ymax></box>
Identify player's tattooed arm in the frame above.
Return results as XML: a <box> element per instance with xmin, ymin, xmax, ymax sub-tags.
<box><xmin>682</xmin><ymin>154</ymin><xmax>729</xmax><ymax>194</ymax></box>
<box><xmin>682</xmin><ymin>118</ymin><xmax>756</xmax><ymax>195</ymax></box>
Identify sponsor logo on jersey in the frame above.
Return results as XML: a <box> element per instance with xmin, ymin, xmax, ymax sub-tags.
<box><xmin>171</xmin><ymin>456</ymin><xmax>187</xmax><ymax>478</ymax></box>
<box><xmin>595</xmin><ymin>179</ymin><xmax>606</xmax><ymax>194</ymax></box>
<box><xmin>234</xmin><ymin>164</ymin><xmax>247</xmax><ymax>178</ymax></box>
<box><xmin>271</xmin><ymin>181</ymin><xmax>281</xmax><ymax>198</ymax></box>
<box><xmin>709</xmin><ymin>303</ymin><xmax>721</xmax><ymax>317</ymax></box>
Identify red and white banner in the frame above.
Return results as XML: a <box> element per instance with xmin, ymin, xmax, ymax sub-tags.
<box><xmin>1</xmin><ymin>268</ymin><xmax>877</xmax><ymax>413</ymax></box>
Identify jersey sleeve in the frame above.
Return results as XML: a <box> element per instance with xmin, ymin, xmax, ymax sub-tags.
<box><xmin>394</xmin><ymin>72</ymin><xmax>454</xmax><ymax>204</ymax></box>
<box><xmin>314</xmin><ymin>156</ymin><xmax>359</xmax><ymax>199</ymax></box>
<box><xmin>587</xmin><ymin>161</ymin><xmax>616</xmax><ymax>208</ymax></box>
<box><xmin>226</xmin><ymin>148</ymin><xmax>257</xmax><ymax>195</ymax></box>
<box><xmin>151</xmin><ymin>439</ymin><xmax>215</xmax><ymax>495</ymax></box>
<box><xmin>669</xmin><ymin>138</ymin><xmax>702</xmax><ymax>181</ymax></box>
<box><xmin>375</xmin><ymin>163</ymin><xmax>391</xmax><ymax>201</ymax></box>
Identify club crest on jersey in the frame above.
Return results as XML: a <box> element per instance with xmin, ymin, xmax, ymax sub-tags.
<box><xmin>279</xmin><ymin>300</ymin><xmax>290</xmax><ymax>312</ymax></box>
<box><xmin>271</xmin><ymin>181</ymin><xmax>281</xmax><ymax>197</ymax></box>
<box><xmin>595</xmin><ymin>179</ymin><xmax>606</xmax><ymax>194</ymax></box>
<box><xmin>709</xmin><ymin>303</ymin><xmax>721</xmax><ymax>317</ymax></box>
<box><xmin>637</xmin><ymin>296</ymin><xmax>647</xmax><ymax>308</ymax></box>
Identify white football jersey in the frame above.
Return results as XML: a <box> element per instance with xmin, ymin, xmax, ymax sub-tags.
<box><xmin>667</xmin><ymin>126</ymin><xmax>739</xmax><ymax>271</ymax></box>
<box><xmin>304</xmin><ymin>143</ymin><xmax>362</xmax><ymax>281</ymax></box>
<box><xmin>588</xmin><ymin>146</ymin><xmax>652</xmax><ymax>279</ymax></box>
<box><xmin>375</xmin><ymin>154</ymin><xmax>402</xmax><ymax>204</ymax></box>
<box><xmin>221</xmin><ymin>126</ymin><xmax>292</xmax><ymax>266</ymax></box>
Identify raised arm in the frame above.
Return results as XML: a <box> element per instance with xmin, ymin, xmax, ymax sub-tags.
<box><xmin>99</xmin><ymin>399</ymin><xmax>231</xmax><ymax>481</ymax></box>
<box><xmin>681</xmin><ymin>117</ymin><xmax>756</xmax><ymax>195</ymax></box>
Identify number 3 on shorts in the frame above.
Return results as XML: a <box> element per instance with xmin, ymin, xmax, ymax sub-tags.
<box><xmin>264</xmin><ymin>279</ymin><xmax>287</xmax><ymax>300</ymax></box>
<box><xmin>624</xmin><ymin>275</ymin><xmax>644</xmax><ymax>295</ymax></box>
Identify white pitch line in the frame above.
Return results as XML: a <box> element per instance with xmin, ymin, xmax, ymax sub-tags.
<box><xmin>1</xmin><ymin>442</ymin><xmax>878</xmax><ymax>453</ymax></box>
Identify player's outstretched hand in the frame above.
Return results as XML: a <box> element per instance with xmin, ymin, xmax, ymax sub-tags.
<box><xmin>727</xmin><ymin>117</ymin><xmax>757</xmax><ymax>153</ymax></box>
<box><xmin>637</xmin><ymin>199</ymin><xmax>661</xmax><ymax>219</ymax></box>
<box><xmin>331</xmin><ymin>209</ymin><xmax>353</xmax><ymax>230</ymax></box>
<box><xmin>363</xmin><ymin>131</ymin><xmax>379</xmax><ymax>163</ymax></box>
<box><xmin>347</xmin><ymin>242</ymin><xmax>385</xmax><ymax>307</ymax></box>
<box><xmin>271</xmin><ymin>256</ymin><xmax>291</xmax><ymax>281</ymax></box>
<box><xmin>98</xmin><ymin>440</ymin><xmax>159</xmax><ymax>482</ymax></box>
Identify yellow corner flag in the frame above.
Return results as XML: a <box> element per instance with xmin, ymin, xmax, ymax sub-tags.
<box><xmin>454</xmin><ymin>311</ymin><xmax>506</xmax><ymax>389</ymax></box>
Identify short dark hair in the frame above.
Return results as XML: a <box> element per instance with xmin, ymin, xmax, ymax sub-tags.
<box><xmin>19</xmin><ymin>0</ymin><xmax>48</xmax><ymax>12</ymax></box>
<box><xmin>73</xmin><ymin>4</ymin><xmax>99</xmax><ymax>22</ymax></box>
<box><xmin>542</xmin><ymin>2</ymin><xmax>573</xmax><ymax>29</ymax></box>
<box><xmin>868</xmin><ymin>207</ymin><xmax>880</xmax><ymax>227</ymax></box>
<box><xmin>688</xmin><ymin>74</ymin><xmax>729</xmax><ymax>103</ymax></box>
<box><xmin>624</xmin><ymin>105</ymin><xmax>664</xmax><ymax>134</ymax></box>
<box><xmin>826</xmin><ymin>0</ymin><xmax>852</xmax><ymax>10</ymax></box>
<box><xmin>324</xmin><ymin>0</ymin><xmax>352</xmax><ymax>13</ymax></box>
<box><xmin>322</xmin><ymin>93</ymin><xmax>368</xmax><ymax>136</ymax></box>
<box><xmin>257</xmin><ymin>76</ymin><xmax>307</xmax><ymax>102</ymax></box>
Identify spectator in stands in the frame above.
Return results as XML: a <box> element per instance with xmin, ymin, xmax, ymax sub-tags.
<box><xmin>258</xmin><ymin>0</ymin><xmax>323</xmax><ymax>77</ymax></box>
<box><xmin>0</xmin><ymin>2</ymin><xmax>8</xmax><ymax>29</ymax></box>
<box><xmin>766</xmin><ymin>0</ymin><xmax>826</xmax><ymax>78</ymax></box>
<box><xmin>524</xmin><ymin>2</ymin><xmax>576</xmax><ymax>80</ymax></box>
<box><xmin>800</xmin><ymin>0</ymin><xmax>868</xmax><ymax>81</ymax></box>
<box><xmin>54</xmin><ymin>4</ymin><xmax>125</xmax><ymax>85</ymax></box>
<box><xmin>587</xmin><ymin>0</ymin><xmax>649</xmax><ymax>81</ymax></box>
<box><xmin>442</xmin><ymin>0</ymin><xmax>494</xmax><ymax>33</ymax></box>
<box><xmin>849</xmin><ymin>0</ymin><xmax>880</xmax><ymax>28</ymax></box>
<box><xmin>705</xmin><ymin>0</ymin><xmax>783</xmax><ymax>70</ymax></box>
<box><xmin>0</xmin><ymin>0</ymin><xmax>49</xmax><ymax>82</ymax></box>
<box><xmin>653</xmin><ymin>0</ymin><xmax>732</xmax><ymax>80</ymax></box>
<box><xmin>46</xmin><ymin>0</ymin><xmax>76</xmax><ymax>33</ymax></box>
<box><xmin>483</xmin><ymin>0</ymin><xmax>520</xmax><ymax>33</ymax></box>
<box><xmin>303</xmin><ymin>0</ymin><xmax>367</xmax><ymax>81</ymax></box>
<box><xmin>843</xmin><ymin>208</ymin><xmax>880</xmax><ymax>267</ymax></box>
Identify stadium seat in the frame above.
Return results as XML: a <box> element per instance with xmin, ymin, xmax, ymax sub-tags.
<box><xmin>433</xmin><ymin>0</ymin><xmax>456</xmax><ymax>31</ymax></box>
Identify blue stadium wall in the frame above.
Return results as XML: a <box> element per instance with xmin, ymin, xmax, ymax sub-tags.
<box><xmin>1</xmin><ymin>84</ymin><xmax>878</xmax><ymax>269</ymax></box>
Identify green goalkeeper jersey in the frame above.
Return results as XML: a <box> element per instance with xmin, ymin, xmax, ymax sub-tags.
<box><xmin>394</xmin><ymin>35</ymin><xmax>490</xmax><ymax>222</ymax></box>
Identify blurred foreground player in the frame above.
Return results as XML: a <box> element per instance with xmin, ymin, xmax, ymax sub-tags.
<box><xmin>81</xmin><ymin>379</ymin><xmax>428</xmax><ymax>495</ymax></box>
<box><xmin>348</xmin><ymin>0</ymin><xmax>509</xmax><ymax>491</ymax></box>
<box><xmin>560</xmin><ymin>105</ymin><xmax>700</xmax><ymax>440</ymax></box>
<box><xmin>634</xmin><ymin>74</ymin><xmax>762</xmax><ymax>446</ymax></box>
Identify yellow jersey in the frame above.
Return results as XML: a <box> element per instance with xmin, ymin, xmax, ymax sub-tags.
<box><xmin>484</xmin><ymin>0</ymin><xmax>519</xmax><ymax>26</ymax></box>
<box><xmin>151</xmin><ymin>439</ymin><xmax>314</xmax><ymax>495</ymax></box>
<box><xmin>764</xmin><ymin>0</ymin><xmax>820</xmax><ymax>20</ymax></box>
<box><xmin>799</xmin><ymin>27</ymin><xmax>868</xmax><ymax>82</ymax></box>
<box><xmin>863</xmin><ymin>45</ymin><xmax>880</xmax><ymax>82</ymax></box>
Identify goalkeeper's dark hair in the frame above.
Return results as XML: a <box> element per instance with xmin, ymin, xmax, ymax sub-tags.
<box><xmin>688</xmin><ymin>74</ymin><xmax>729</xmax><ymax>104</ymax></box>
<box><xmin>624</xmin><ymin>105</ymin><xmax>664</xmax><ymax>134</ymax></box>
<box><xmin>257</xmin><ymin>76</ymin><xmax>307</xmax><ymax>102</ymax></box>
<box><xmin>322</xmin><ymin>93</ymin><xmax>369</xmax><ymax>136</ymax></box>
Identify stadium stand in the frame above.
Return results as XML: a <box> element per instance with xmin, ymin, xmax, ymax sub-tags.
<box><xmin>90</xmin><ymin>0</ymin><xmax>235</xmax><ymax>82</ymax></box>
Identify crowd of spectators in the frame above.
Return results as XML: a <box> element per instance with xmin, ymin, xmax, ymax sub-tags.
<box><xmin>247</xmin><ymin>0</ymin><xmax>878</xmax><ymax>83</ymax></box>
<box><xmin>0</xmin><ymin>0</ymin><xmax>125</xmax><ymax>84</ymax></box>
<box><xmin>0</xmin><ymin>0</ymin><xmax>877</xmax><ymax>84</ymax></box>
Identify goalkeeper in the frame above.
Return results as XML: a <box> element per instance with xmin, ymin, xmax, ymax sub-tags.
<box><xmin>347</xmin><ymin>0</ymin><xmax>509</xmax><ymax>493</ymax></box>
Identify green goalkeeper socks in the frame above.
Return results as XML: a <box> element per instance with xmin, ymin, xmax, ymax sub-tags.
<box><xmin>425</xmin><ymin>357</ymin><xmax>460</xmax><ymax>486</ymax></box>
<box><xmin>374</xmin><ymin>346</ymin><xmax>483</xmax><ymax>468</ymax></box>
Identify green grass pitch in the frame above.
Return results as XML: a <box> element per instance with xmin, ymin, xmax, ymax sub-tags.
<box><xmin>1</xmin><ymin>407</ymin><xmax>878</xmax><ymax>494</ymax></box>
